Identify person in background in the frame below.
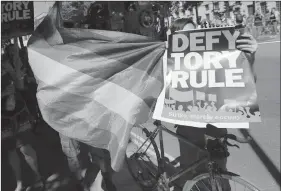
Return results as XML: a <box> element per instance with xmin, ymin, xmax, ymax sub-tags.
<box><xmin>264</xmin><ymin>9</ymin><xmax>271</xmax><ymax>34</ymax></box>
<box><xmin>200</xmin><ymin>19</ymin><xmax>210</xmax><ymax>29</ymax></box>
<box><xmin>274</xmin><ymin>8</ymin><xmax>280</xmax><ymax>33</ymax></box>
<box><xmin>254</xmin><ymin>8</ymin><xmax>264</xmax><ymax>39</ymax></box>
<box><xmin>270</xmin><ymin>8</ymin><xmax>278</xmax><ymax>35</ymax></box>
<box><xmin>246</xmin><ymin>14</ymin><xmax>255</xmax><ymax>35</ymax></box>
<box><xmin>242</xmin><ymin>9</ymin><xmax>247</xmax><ymax>25</ymax></box>
<box><xmin>1</xmin><ymin>43</ymin><xmax>44</xmax><ymax>191</ymax></box>
<box><xmin>168</xmin><ymin>18</ymin><xmax>258</xmax><ymax>190</ymax></box>
<box><xmin>58</xmin><ymin>134</ymin><xmax>117</xmax><ymax>191</ymax></box>
<box><xmin>236</xmin><ymin>12</ymin><xmax>245</xmax><ymax>28</ymax></box>
<box><xmin>197</xmin><ymin>16</ymin><xmax>202</xmax><ymax>27</ymax></box>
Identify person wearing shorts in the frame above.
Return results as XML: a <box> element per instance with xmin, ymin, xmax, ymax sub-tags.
<box><xmin>270</xmin><ymin>8</ymin><xmax>278</xmax><ymax>35</ymax></box>
<box><xmin>2</xmin><ymin>53</ymin><xmax>43</xmax><ymax>191</ymax></box>
<box><xmin>254</xmin><ymin>9</ymin><xmax>264</xmax><ymax>38</ymax></box>
<box><xmin>59</xmin><ymin>133</ymin><xmax>117</xmax><ymax>191</ymax></box>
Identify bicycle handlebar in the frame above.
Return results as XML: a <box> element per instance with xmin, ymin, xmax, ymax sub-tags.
<box><xmin>224</xmin><ymin>134</ymin><xmax>252</xmax><ymax>144</ymax></box>
<box><xmin>152</xmin><ymin>121</ymin><xmax>252</xmax><ymax>144</ymax></box>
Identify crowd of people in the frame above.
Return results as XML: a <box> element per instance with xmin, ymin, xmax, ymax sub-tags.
<box><xmin>2</xmin><ymin>40</ymin><xmax>116</xmax><ymax>191</ymax></box>
<box><xmin>2</xmin><ymin>9</ymin><xmax>259</xmax><ymax>191</ymax></box>
<box><xmin>2</xmin><ymin>39</ymin><xmax>44</xmax><ymax>191</ymax></box>
<box><xmin>195</xmin><ymin>7</ymin><xmax>280</xmax><ymax>39</ymax></box>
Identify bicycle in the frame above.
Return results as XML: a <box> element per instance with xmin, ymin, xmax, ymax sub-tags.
<box><xmin>125</xmin><ymin>120</ymin><xmax>260</xmax><ymax>191</ymax></box>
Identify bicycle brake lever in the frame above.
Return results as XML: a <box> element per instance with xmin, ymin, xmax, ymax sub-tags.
<box><xmin>225</xmin><ymin>141</ymin><xmax>240</xmax><ymax>149</ymax></box>
<box><xmin>153</xmin><ymin>120</ymin><xmax>161</xmax><ymax>126</ymax></box>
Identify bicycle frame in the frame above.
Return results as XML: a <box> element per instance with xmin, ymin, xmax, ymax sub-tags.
<box><xmin>157</xmin><ymin>125</ymin><xmax>209</xmax><ymax>184</ymax></box>
<box><xmin>131</xmin><ymin>123</ymin><xmax>258</xmax><ymax>191</ymax></box>
<box><xmin>147</xmin><ymin>123</ymin><xmax>211</xmax><ymax>185</ymax></box>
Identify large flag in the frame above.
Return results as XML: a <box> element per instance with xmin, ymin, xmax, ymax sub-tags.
<box><xmin>27</xmin><ymin>3</ymin><xmax>165</xmax><ymax>171</ymax></box>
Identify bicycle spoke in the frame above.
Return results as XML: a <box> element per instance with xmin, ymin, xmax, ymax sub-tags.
<box><xmin>139</xmin><ymin>156</ymin><xmax>157</xmax><ymax>177</ymax></box>
<box><xmin>215</xmin><ymin>179</ymin><xmax>223</xmax><ymax>191</ymax></box>
<box><xmin>143</xmin><ymin>140</ymin><xmax>153</xmax><ymax>154</ymax></box>
<box><xmin>208</xmin><ymin>178</ymin><xmax>212</xmax><ymax>186</ymax></box>
<box><xmin>142</xmin><ymin>153</ymin><xmax>157</xmax><ymax>168</ymax></box>
<box><xmin>130</xmin><ymin>151</ymin><xmax>158</xmax><ymax>182</ymax></box>
<box><xmin>199</xmin><ymin>180</ymin><xmax>211</xmax><ymax>191</ymax></box>
<box><xmin>195</xmin><ymin>183</ymin><xmax>200</xmax><ymax>191</ymax></box>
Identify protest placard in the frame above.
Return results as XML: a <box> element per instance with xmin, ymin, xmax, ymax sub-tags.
<box><xmin>1</xmin><ymin>1</ymin><xmax>34</xmax><ymax>39</ymax></box>
<box><xmin>153</xmin><ymin>27</ymin><xmax>261</xmax><ymax>124</ymax></box>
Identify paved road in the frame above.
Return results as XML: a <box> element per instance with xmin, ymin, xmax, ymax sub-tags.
<box><xmin>129</xmin><ymin>39</ymin><xmax>281</xmax><ymax>191</ymax></box>
<box><xmin>2</xmin><ymin>40</ymin><xmax>280</xmax><ymax>191</ymax></box>
<box><xmin>144</xmin><ymin>40</ymin><xmax>281</xmax><ymax>191</ymax></box>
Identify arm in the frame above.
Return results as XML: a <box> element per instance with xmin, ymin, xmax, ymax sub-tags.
<box><xmin>9</xmin><ymin>41</ymin><xmax>25</xmax><ymax>90</ymax></box>
<box><xmin>244</xmin><ymin>52</ymin><xmax>257</xmax><ymax>83</ymax></box>
<box><xmin>1</xmin><ymin>84</ymin><xmax>15</xmax><ymax>99</ymax></box>
<box><xmin>236</xmin><ymin>34</ymin><xmax>258</xmax><ymax>82</ymax></box>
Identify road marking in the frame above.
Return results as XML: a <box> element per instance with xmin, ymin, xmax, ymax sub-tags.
<box><xmin>258</xmin><ymin>41</ymin><xmax>280</xmax><ymax>45</ymax></box>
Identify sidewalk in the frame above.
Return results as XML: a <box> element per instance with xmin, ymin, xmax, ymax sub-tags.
<box><xmin>257</xmin><ymin>33</ymin><xmax>280</xmax><ymax>43</ymax></box>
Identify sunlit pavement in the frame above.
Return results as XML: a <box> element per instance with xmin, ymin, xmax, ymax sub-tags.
<box><xmin>158</xmin><ymin>40</ymin><xmax>280</xmax><ymax>191</ymax></box>
<box><xmin>1</xmin><ymin>39</ymin><xmax>280</xmax><ymax>191</ymax></box>
<box><xmin>128</xmin><ymin>39</ymin><xmax>281</xmax><ymax>191</ymax></box>
<box><xmin>256</xmin><ymin>33</ymin><xmax>280</xmax><ymax>43</ymax></box>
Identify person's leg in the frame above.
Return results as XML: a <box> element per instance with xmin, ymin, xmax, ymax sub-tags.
<box><xmin>175</xmin><ymin>126</ymin><xmax>206</xmax><ymax>189</ymax></box>
<box><xmin>176</xmin><ymin>126</ymin><xmax>230</xmax><ymax>189</ymax></box>
<box><xmin>89</xmin><ymin>148</ymin><xmax>116</xmax><ymax>191</ymax></box>
<box><xmin>252</xmin><ymin>25</ymin><xmax>257</xmax><ymax>38</ymax></box>
<box><xmin>256</xmin><ymin>25</ymin><xmax>261</xmax><ymax>38</ymax></box>
<box><xmin>273</xmin><ymin>21</ymin><xmax>278</xmax><ymax>35</ymax></box>
<box><xmin>59</xmin><ymin>134</ymin><xmax>84</xmax><ymax>181</ymax></box>
<box><xmin>79</xmin><ymin>144</ymin><xmax>100</xmax><ymax>189</ymax></box>
<box><xmin>250</xmin><ymin>25</ymin><xmax>253</xmax><ymax>36</ymax></box>
<box><xmin>19</xmin><ymin>144</ymin><xmax>41</xmax><ymax>181</ymax></box>
<box><xmin>8</xmin><ymin>149</ymin><xmax>23</xmax><ymax>191</ymax></box>
<box><xmin>19</xmin><ymin>143</ymin><xmax>45</xmax><ymax>190</ymax></box>
<box><xmin>16</xmin><ymin>130</ymin><xmax>43</xmax><ymax>183</ymax></box>
<box><xmin>59</xmin><ymin>134</ymin><xmax>91</xmax><ymax>191</ymax></box>
<box><xmin>3</xmin><ymin>137</ymin><xmax>24</xmax><ymax>191</ymax></box>
<box><xmin>99</xmin><ymin>159</ymin><xmax>116</xmax><ymax>191</ymax></box>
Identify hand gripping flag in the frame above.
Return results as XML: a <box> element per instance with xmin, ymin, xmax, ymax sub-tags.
<box><xmin>27</xmin><ymin>3</ymin><xmax>165</xmax><ymax>171</ymax></box>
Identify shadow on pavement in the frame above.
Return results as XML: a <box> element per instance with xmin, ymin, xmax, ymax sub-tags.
<box><xmin>239</xmin><ymin>129</ymin><xmax>281</xmax><ymax>188</ymax></box>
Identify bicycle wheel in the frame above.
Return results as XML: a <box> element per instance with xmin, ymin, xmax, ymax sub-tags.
<box><xmin>182</xmin><ymin>173</ymin><xmax>260</xmax><ymax>191</ymax></box>
<box><xmin>126</xmin><ymin>126</ymin><xmax>161</xmax><ymax>190</ymax></box>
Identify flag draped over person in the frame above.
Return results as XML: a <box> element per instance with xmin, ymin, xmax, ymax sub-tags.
<box><xmin>27</xmin><ymin>3</ymin><xmax>165</xmax><ymax>171</ymax></box>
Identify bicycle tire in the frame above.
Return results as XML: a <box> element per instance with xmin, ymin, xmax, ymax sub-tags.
<box><xmin>126</xmin><ymin>127</ymin><xmax>161</xmax><ymax>190</ymax></box>
<box><xmin>182</xmin><ymin>173</ymin><xmax>260</xmax><ymax>191</ymax></box>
